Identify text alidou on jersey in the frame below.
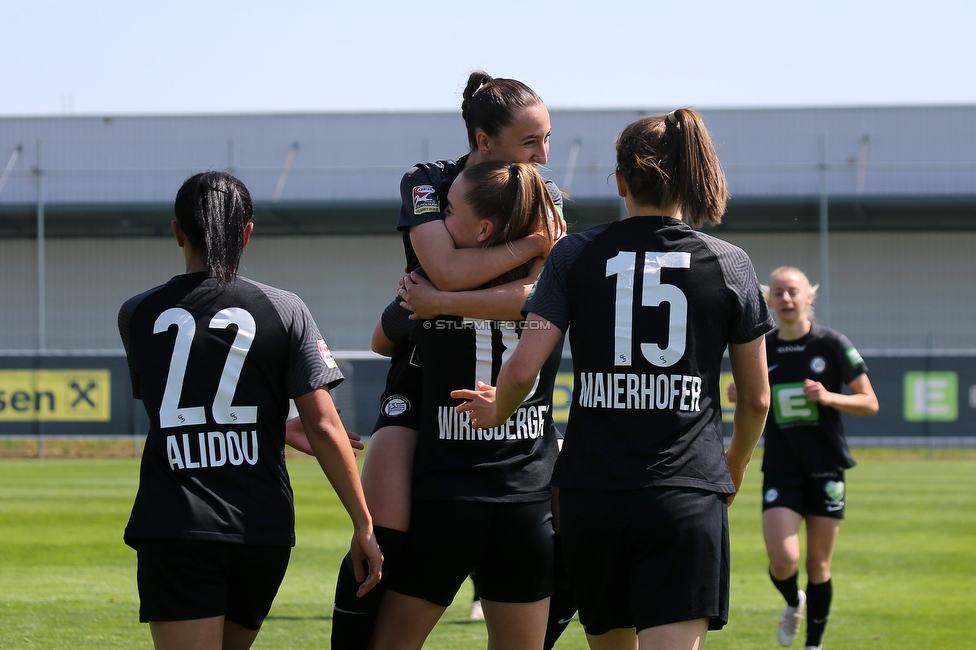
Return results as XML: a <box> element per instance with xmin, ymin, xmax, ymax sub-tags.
<box><xmin>165</xmin><ymin>430</ymin><xmax>258</xmax><ymax>470</ymax></box>
<box><xmin>578</xmin><ymin>372</ymin><xmax>703</xmax><ymax>411</ymax></box>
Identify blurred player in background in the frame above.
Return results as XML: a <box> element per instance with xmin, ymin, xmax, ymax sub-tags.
<box><xmin>455</xmin><ymin>108</ymin><xmax>774</xmax><ymax>650</ymax></box>
<box><xmin>730</xmin><ymin>266</ymin><xmax>879</xmax><ymax>650</ymax></box>
<box><xmin>119</xmin><ymin>171</ymin><xmax>381</xmax><ymax>650</ymax></box>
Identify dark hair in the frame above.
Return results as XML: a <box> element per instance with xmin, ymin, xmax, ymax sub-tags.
<box><xmin>174</xmin><ymin>171</ymin><xmax>253</xmax><ymax>284</ymax></box>
<box><xmin>460</xmin><ymin>161</ymin><xmax>557</xmax><ymax>285</ymax></box>
<box><xmin>461</xmin><ymin>70</ymin><xmax>544</xmax><ymax>152</ymax></box>
<box><xmin>615</xmin><ymin>108</ymin><xmax>729</xmax><ymax>228</ymax></box>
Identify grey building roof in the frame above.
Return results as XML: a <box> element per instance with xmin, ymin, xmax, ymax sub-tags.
<box><xmin>2</xmin><ymin>105</ymin><xmax>975</xmax><ymax>236</ymax></box>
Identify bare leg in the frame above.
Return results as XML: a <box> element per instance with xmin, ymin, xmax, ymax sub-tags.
<box><xmin>637</xmin><ymin>619</ymin><xmax>708</xmax><ymax>650</ymax></box>
<box><xmin>762</xmin><ymin>507</ymin><xmax>804</xmax><ymax>580</ymax></box>
<box><xmin>804</xmin><ymin>516</ymin><xmax>840</xmax><ymax>583</ymax></box>
<box><xmin>584</xmin><ymin>627</ymin><xmax>638</xmax><ymax>650</ymax></box>
<box><xmin>360</xmin><ymin>426</ymin><xmax>417</xmax><ymax>530</ymax></box>
<box><xmin>149</xmin><ymin>616</ymin><xmax>255</xmax><ymax>650</ymax></box>
<box><xmin>368</xmin><ymin>591</ymin><xmax>446</xmax><ymax>650</ymax></box>
<box><xmin>221</xmin><ymin>620</ymin><xmax>262</xmax><ymax>650</ymax></box>
<box><xmin>804</xmin><ymin>516</ymin><xmax>841</xmax><ymax>647</ymax></box>
<box><xmin>481</xmin><ymin>598</ymin><xmax>550</xmax><ymax>650</ymax></box>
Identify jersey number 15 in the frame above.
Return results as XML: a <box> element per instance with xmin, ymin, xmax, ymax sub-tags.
<box><xmin>606</xmin><ymin>251</ymin><xmax>690</xmax><ymax>368</ymax></box>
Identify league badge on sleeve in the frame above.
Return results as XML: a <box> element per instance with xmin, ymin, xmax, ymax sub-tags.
<box><xmin>317</xmin><ymin>340</ymin><xmax>338</xmax><ymax>369</ymax></box>
<box><xmin>412</xmin><ymin>185</ymin><xmax>439</xmax><ymax>215</ymax></box>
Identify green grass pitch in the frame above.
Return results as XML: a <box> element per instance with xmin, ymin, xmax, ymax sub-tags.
<box><xmin>0</xmin><ymin>450</ymin><xmax>973</xmax><ymax>649</ymax></box>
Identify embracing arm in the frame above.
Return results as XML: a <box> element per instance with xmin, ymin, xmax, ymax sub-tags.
<box><xmin>410</xmin><ymin>220</ymin><xmax>547</xmax><ymax>292</ymax></box>
<box><xmin>400</xmin><ymin>257</ymin><xmax>545</xmax><ymax>321</ymax></box>
<box><xmin>804</xmin><ymin>373</ymin><xmax>879</xmax><ymax>416</ymax></box>
<box><xmin>295</xmin><ymin>389</ymin><xmax>382</xmax><ymax>596</ymax></box>
<box><xmin>725</xmin><ymin>336</ymin><xmax>771</xmax><ymax>504</ymax></box>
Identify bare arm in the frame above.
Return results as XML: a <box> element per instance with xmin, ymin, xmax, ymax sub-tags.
<box><xmin>804</xmin><ymin>373</ymin><xmax>879</xmax><ymax>416</ymax></box>
<box><xmin>452</xmin><ymin>314</ymin><xmax>563</xmax><ymax>429</ymax></box>
<box><xmin>725</xmin><ymin>336</ymin><xmax>771</xmax><ymax>504</ymax></box>
<box><xmin>371</xmin><ymin>319</ymin><xmax>396</xmax><ymax>357</ymax></box>
<box><xmin>295</xmin><ymin>389</ymin><xmax>382</xmax><ymax>596</ymax></box>
<box><xmin>410</xmin><ymin>220</ymin><xmax>547</xmax><ymax>292</ymax></box>
<box><xmin>400</xmin><ymin>257</ymin><xmax>545</xmax><ymax>321</ymax></box>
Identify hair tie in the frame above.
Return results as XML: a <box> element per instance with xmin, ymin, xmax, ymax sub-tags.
<box><xmin>667</xmin><ymin>110</ymin><xmax>679</xmax><ymax>126</ymax></box>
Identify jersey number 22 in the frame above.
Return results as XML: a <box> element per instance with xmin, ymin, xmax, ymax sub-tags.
<box><xmin>154</xmin><ymin>307</ymin><xmax>259</xmax><ymax>428</ymax></box>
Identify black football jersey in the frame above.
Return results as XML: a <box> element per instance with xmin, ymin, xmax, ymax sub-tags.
<box><xmin>118</xmin><ymin>273</ymin><xmax>343</xmax><ymax>546</ymax></box>
<box><xmin>411</xmin><ymin>314</ymin><xmax>561</xmax><ymax>503</ymax></box>
<box><xmin>396</xmin><ymin>155</ymin><xmax>564</xmax><ymax>272</ymax></box>
<box><xmin>761</xmin><ymin>324</ymin><xmax>867</xmax><ymax>474</ymax></box>
<box><xmin>525</xmin><ymin>216</ymin><xmax>774</xmax><ymax>493</ymax></box>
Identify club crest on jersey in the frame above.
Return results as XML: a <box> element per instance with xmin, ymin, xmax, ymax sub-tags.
<box><xmin>382</xmin><ymin>394</ymin><xmax>411</xmax><ymax>417</ymax></box>
<box><xmin>317</xmin><ymin>340</ymin><xmax>338</xmax><ymax>369</ymax></box>
<box><xmin>810</xmin><ymin>356</ymin><xmax>827</xmax><ymax>374</ymax></box>
<box><xmin>412</xmin><ymin>185</ymin><xmax>439</xmax><ymax>215</ymax></box>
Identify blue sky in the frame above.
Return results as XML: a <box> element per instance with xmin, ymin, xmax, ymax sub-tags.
<box><xmin>3</xmin><ymin>0</ymin><xmax>975</xmax><ymax>116</ymax></box>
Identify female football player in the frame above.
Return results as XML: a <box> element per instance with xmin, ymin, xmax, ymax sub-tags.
<box><xmin>369</xmin><ymin>160</ymin><xmax>560</xmax><ymax>650</ymax></box>
<box><xmin>730</xmin><ymin>266</ymin><xmax>878</xmax><ymax>650</ymax></box>
<box><xmin>325</xmin><ymin>71</ymin><xmax>573</xmax><ymax>650</ymax></box>
<box><xmin>119</xmin><ymin>171</ymin><xmax>381</xmax><ymax>650</ymax></box>
<box><xmin>455</xmin><ymin>109</ymin><xmax>774</xmax><ymax>650</ymax></box>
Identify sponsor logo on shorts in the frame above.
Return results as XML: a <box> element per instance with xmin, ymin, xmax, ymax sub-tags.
<box><xmin>824</xmin><ymin>479</ymin><xmax>845</xmax><ymax>512</ymax></box>
<box><xmin>382</xmin><ymin>394</ymin><xmax>411</xmax><ymax>417</ymax></box>
<box><xmin>412</xmin><ymin>185</ymin><xmax>439</xmax><ymax>215</ymax></box>
<box><xmin>810</xmin><ymin>356</ymin><xmax>827</xmax><ymax>374</ymax></box>
<box><xmin>764</xmin><ymin>488</ymin><xmax>779</xmax><ymax>503</ymax></box>
<box><xmin>824</xmin><ymin>480</ymin><xmax>845</xmax><ymax>502</ymax></box>
<box><xmin>317</xmin><ymin>340</ymin><xmax>338</xmax><ymax>369</ymax></box>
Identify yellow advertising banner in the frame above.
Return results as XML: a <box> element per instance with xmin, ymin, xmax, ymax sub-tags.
<box><xmin>0</xmin><ymin>370</ymin><xmax>111</xmax><ymax>422</ymax></box>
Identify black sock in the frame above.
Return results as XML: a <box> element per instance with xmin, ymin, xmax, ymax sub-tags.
<box><xmin>805</xmin><ymin>579</ymin><xmax>832</xmax><ymax>647</ymax></box>
<box><xmin>544</xmin><ymin>534</ymin><xmax>577</xmax><ymax>650</ymax></box>
<box><xmin>331</xmin><ymin>526</ymin><xmax>406</xmax><ymax>650</ymax></box>
<box><xmin>770</xmin><ymin>570</ymin><xmax>800</xmax><ymax>608</ymax></box>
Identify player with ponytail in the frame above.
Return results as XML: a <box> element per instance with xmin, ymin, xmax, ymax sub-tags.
<box><xmin>326</xmin><ymin>72</ymin><xmax>573</xmax><ymax>650</ymax></box>
<box><xmin>456</xmin><ymin>109</ymin><xmax>773</xmax><ymax>650</ymax></box>
<box><xmin>119</xmin><ymin>172</ymin><xmax>381</xmax><ymax>650</ymax></box>
<box><xmin>368</xmin><ymin>160</ymin><xmax>561</xmax><ymax>650</ymax></box>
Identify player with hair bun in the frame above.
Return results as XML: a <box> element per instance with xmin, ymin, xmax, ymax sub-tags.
<box><xmin>325</xmin><ymin>71</ymin><xmax>572</xmax><ymax>650</ymax></box>
<box><xmin>730</xmin><ymin>266</ymin><xmax>879</xmax><ymax>650</ymax></box>
<box><xmin>119</xmin><ymin>171</ymin><xmax>381</xmax><ymax>650</ymax></box>
<box><xmin>369</xmin><ymin>160</ymin><xmax>561</xmax><ymax>650</ymax></box>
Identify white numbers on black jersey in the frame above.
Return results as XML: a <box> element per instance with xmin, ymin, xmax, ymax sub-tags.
<box><xmin>154</xmin><ymin>307</ymin><xmax>259</xmax><ymax>429</ymax></box>
<box><xmin>465</xmin><ymin>318</ymin><xmax>541</xmax><ymax>397</ymax></box>
<box><xmin>606</xmin><ymin>251</ymin><xmax>690</xmax><ymax>368</ymax></box>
